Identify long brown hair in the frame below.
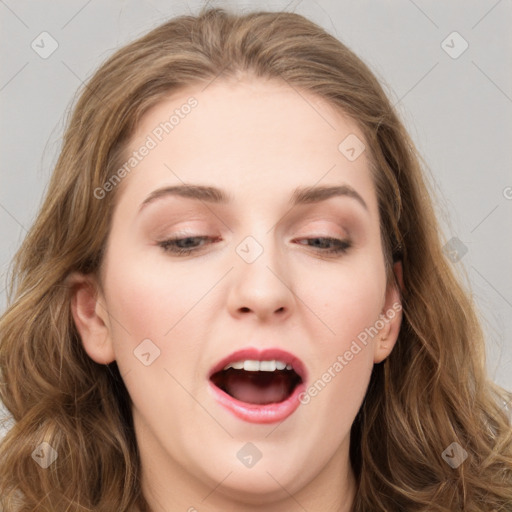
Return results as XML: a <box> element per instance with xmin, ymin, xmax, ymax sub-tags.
<box><xmin>1</xmin><ymin>6</ymin><xmax>511</xmax><ymax>511</ymax></box>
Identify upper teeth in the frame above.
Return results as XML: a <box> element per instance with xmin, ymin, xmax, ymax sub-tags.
<box><xmin>223</xmin><ymin>359</ymin><xmax>293</xmax><ymax>372</ymax></box>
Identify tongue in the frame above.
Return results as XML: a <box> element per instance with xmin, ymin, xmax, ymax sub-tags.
<box><xmin>223</xmin><ymin>370</ymin><xmax>292</xmax><ymax>405</ymax></box>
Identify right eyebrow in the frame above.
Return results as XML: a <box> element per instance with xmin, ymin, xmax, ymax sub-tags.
<box><xmin>139</xmin><ymin>184</ymin><xmax>231</xmax><ymax>212</ymax></box>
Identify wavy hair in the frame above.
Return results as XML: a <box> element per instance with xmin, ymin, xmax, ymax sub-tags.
<box><xmin>1</xmin><ymin>6</ymin><xmax>511</xmax><ymax>511</ymax></box>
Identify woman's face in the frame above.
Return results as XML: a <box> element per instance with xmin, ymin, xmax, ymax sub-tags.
<box><xmin>72</xmin><ymin>77</ymin><xmax>402</xmax><ymax>508</ymax></box>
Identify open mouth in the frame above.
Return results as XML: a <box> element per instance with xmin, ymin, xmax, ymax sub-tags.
<box><xmin>208</xmin><ymin>349</ymin><xmax>308</xmax><ymax>424</ymax></box>
<box><xmin>210</xmin><ymin>360</ymin><xmax>303</xmax><ymax>405</ymax></box>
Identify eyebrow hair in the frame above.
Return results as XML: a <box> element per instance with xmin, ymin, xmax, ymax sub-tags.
<box><xmin>140</xmin><ymin>184</ymin><xmax>230</xmax><ymax>210</ymax></box>
<box><xmin>290</xmin><ymin>184</ymin><xmax>367</xmax><ymax>210</ymax></box>
<box><xmin>139</xmin><ymin>183</ymin><xmax>368</xmax><ymax>211</ymax></box>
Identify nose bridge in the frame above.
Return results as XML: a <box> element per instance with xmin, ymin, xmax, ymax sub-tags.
<box><xmin>228</xmin><ymin>228</ymin><xmax>294</xmax><ymax>319</ymax></box>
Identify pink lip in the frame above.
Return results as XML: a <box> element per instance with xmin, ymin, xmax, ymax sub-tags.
<box><xmin>207</xmin><ymin>347</ymin><xmax>308</xmax><ymax>424</ymax></box>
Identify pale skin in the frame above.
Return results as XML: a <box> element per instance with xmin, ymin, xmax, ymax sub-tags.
<box><xmin>69</xmin><ymin>77</ymin><xmax>403</xmax><ymax>511</ymax></box>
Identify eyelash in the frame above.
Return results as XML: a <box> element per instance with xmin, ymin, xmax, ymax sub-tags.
<box><xmin>157</xmin><ymin>235</ymin><xmax>352</xmax><ymax>256</ymax></box>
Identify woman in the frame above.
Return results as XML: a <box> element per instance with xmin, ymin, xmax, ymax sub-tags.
<box><xmin>1</xmin><ymin>6</ymin><xmax>511</xmax><ymax>511</ymax></box>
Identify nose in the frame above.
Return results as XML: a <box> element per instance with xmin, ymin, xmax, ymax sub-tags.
<box><xmin>226</xmin><ymin>235</ymin><xmax>295</xmax><ymax>323</ymax></box>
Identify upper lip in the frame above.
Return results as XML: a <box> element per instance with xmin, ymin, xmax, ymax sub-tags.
<box><xmin>208</xmin><ymin>347</ymin><xmax>308</xmax><ymax>383</ymax></box>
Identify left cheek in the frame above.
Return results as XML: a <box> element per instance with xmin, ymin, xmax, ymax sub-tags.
<box><xmin>311</xmin><ymin>270</ymin><xmax>383</xmax><ymax>338</ymax></box>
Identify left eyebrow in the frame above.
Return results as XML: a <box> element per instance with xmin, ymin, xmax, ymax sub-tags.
<box><xmin>290</xmin><ymin>184</ymin><xmax>368</xmax><ymax>211</ymax></box>
<box><xmin>138</xmin><ymin>183</ymin><xmax>368</xmax><ymax>212</ymax></box>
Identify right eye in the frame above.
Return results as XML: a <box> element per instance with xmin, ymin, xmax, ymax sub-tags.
<box><xmin>158</xmin><ymin>235</ymin><xmax>220</xmax><ymax>256</ymax></box>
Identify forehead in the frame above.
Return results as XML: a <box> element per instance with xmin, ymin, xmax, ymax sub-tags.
<box><xmin>132</xmin><ymin>77</ymin><xmax>364</xmax><ymax>156</ymax></box>
<box><xmin>115</xmin><ymin>78</ymin><xmax>376</xmax><ymax>214</ymax></box>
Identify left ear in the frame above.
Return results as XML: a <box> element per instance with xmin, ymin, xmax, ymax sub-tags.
<box><xmin>373</xmin><ymin>261</ymin><xmax>403</xmax><ymax>364</ymax></box>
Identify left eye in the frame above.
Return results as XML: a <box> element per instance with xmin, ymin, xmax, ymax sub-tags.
<box><xmin>158</xmin><ymin>235</ymin><xmax>351</xmax><ymax>256</ymax></box>
<box><xmin>294</xmin><ymin>237</ymin><xmax>351</xmax><ymax>254</ymax></box>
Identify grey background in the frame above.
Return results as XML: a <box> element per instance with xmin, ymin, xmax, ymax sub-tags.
<box><xmin>1</xmin><ymin>0</ymin><xmax>511</xmax><ymax>439</ymax></box>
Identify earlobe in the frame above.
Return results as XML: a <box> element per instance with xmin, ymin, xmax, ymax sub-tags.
<box><xmin>67</xmin><ymin>272</ymin><xmax>115</xmax><ymax>365</ymax></box>
<box><xmin>374</xmin><ymin>261</ymin><xmax>403</xmax><ymax>364</ymax></box>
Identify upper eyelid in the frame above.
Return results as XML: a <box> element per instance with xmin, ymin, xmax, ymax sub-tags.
<box><xmin>156</xmin><ymin>227</ymin><xmax>349</xmax><ymax>241</ymax></box>
<box><xmin>141</xmin><ymin>200</ymin><xmax>361</xmax><ymax>223</ymax></box>
<box><xmin>142</xmin><ymin>203</ymin><xmax>362</xmax><ymax>246</ymax></box>
<box><xmin>148</xmin><ymin>214</ymin><xmax>353</xmax><ymax>232</ymax></box>
<box><xmin>158</xmin><ymin>234</ymin><xmax>351</xmax><ymax>248</ymax></box>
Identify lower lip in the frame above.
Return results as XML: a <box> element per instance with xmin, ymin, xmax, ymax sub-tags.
<box><xmin>208</xmin><ymin>380</ymin><xmax>306</xmax><ymax>424</ymax></box>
